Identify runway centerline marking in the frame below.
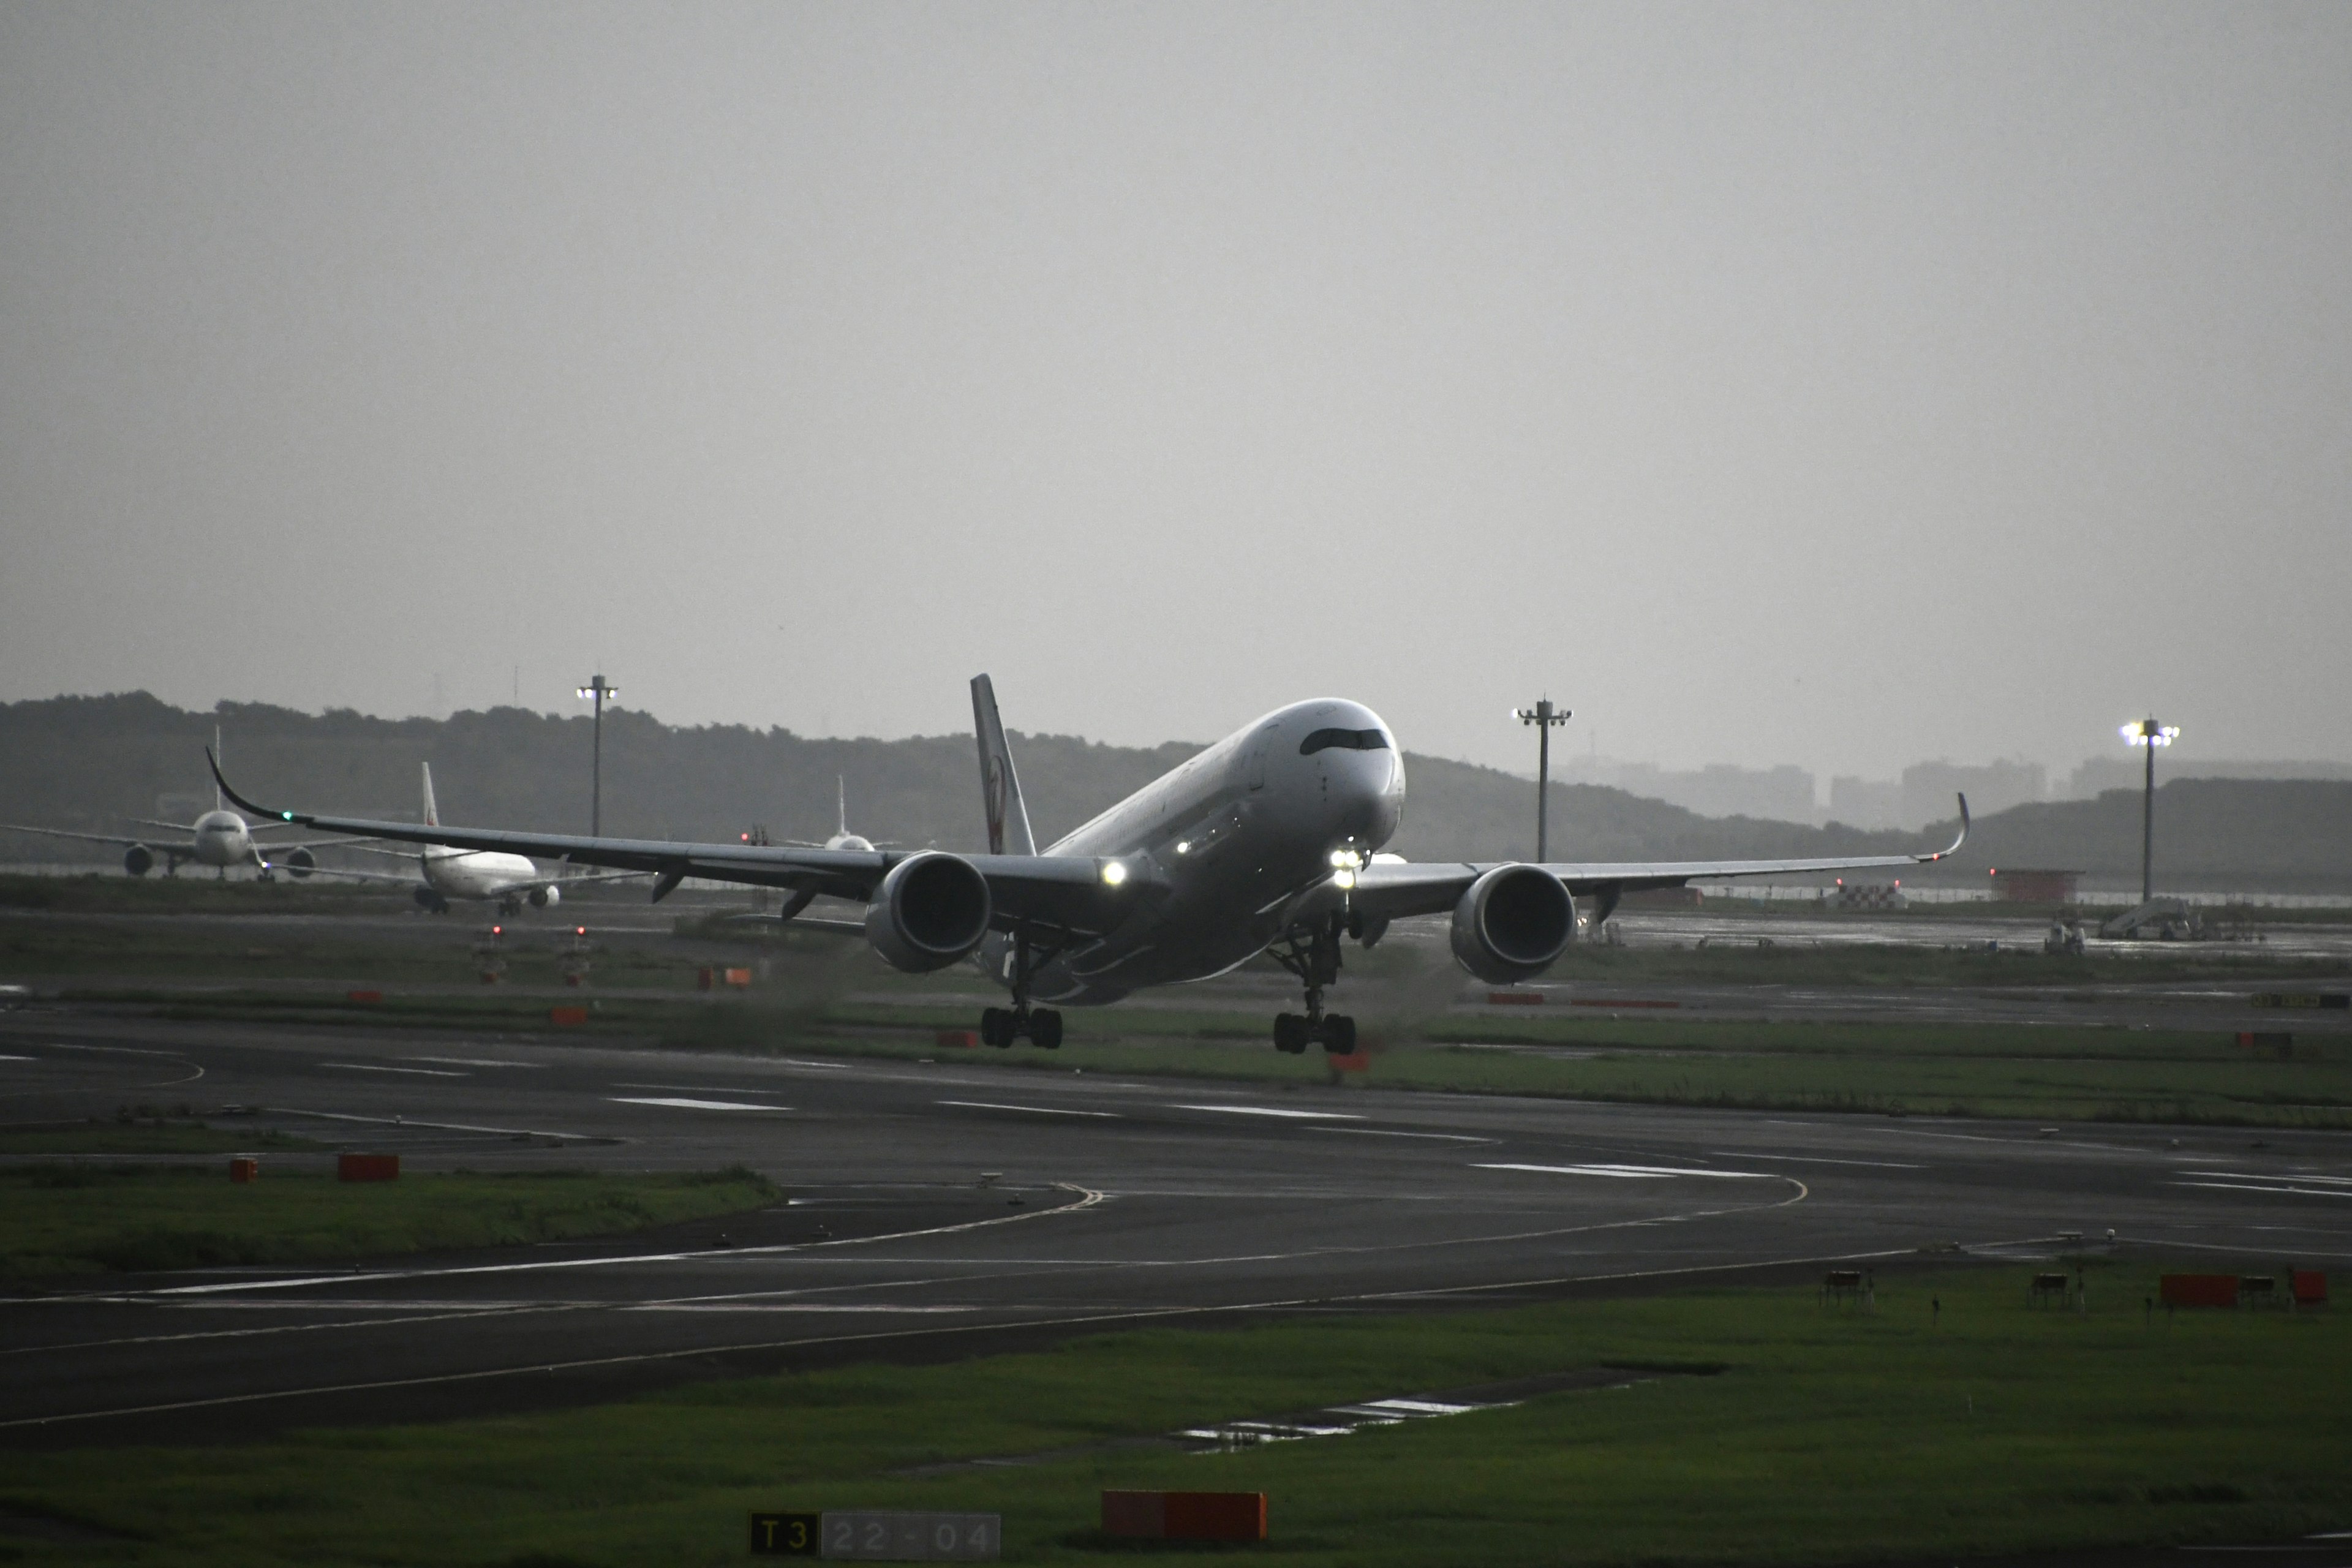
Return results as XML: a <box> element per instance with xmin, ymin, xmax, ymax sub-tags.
<box><xmin>609</xmin><ymin>1096</ymin><xmax>788</xmax><ymax>1112</ymax></box>
<box><xmin>270</xmin><ymin>1106</ymin><xmax>598</xmax><ymax>1141</ymax></box>
<box><xmin>2182</xmin><ymin>1170</ymin><xmax>2352</xmax><ymax>1186</ymax></box>
<box><xmin>1708</xmin><ymin>1152</ymin><xmax>1925</xmax><ymax>1170</ymax></box>
<box><xmin>323</xmin><ymin>1063</ymin><xmax>467</xmax><ymax>1077</ymax></box>
<box><xmin>0</xmin><ymin>1054</ymin><xmax>31</xmax><ymax>1061</ymax></box>
<box><xmin>937</xmin><ymin>1100</ymin><xmax>1118</xmax><ymax>1118</ymax></box>
<box><xmin>611</xmin><ymin>1082</ymin><xmax>788</xmax><ymax>1096</ymax></box>
<box><xmin>414</xmin><ymin>1057</ymin><xmax>543</xmax><ymax>1069</ymax></box>
<box><xmin>1174</xmin><ymin>1104</ymin><xmax>1365</xmax><ymax>1121</ymax></box>
<box><xmin>1476</xmin><ymin>1162</ymin><xmax>1778</xmax><ymax>1181</ymax></box>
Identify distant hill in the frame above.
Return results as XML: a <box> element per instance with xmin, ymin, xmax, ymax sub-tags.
<box><xmin>1</xmin><ymin>693</ymin><xmax>2345</xmax><ymax>891</ymax></box>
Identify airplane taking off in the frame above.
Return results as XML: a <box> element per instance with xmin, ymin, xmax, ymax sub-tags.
<box><xmin>1</xmin><ymin>733</ymin><xmax>362</xmax><ymax>879</ymax></box>
<box><xmin>300</xmin><ymin>765</ymin><xmax>648</xmax><ymax>914</ymax></box>
<box><xmin>213</xmin><ymin>676</ymin><xmax>1967</xmax><ymax>1052</ymax></box>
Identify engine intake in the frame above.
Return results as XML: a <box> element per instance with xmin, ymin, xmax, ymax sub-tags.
<box><xmin>864</xmin><ymin>852</ymin><xmax>992</xmax><ymax>973</ymax></box>
<box><xmin>529</xmin><ymin>884</ymin><xmax>559</xmax><ymax>908</ymax></box>
<box><xmin>283</xmin><ymin>848</ymin><xmax>316</xmax><ymax>880</ymax></box>
<box><xmin>1449</xmin><ymin>864</ymin><xmax>1574</xmax><ymax>983</ymax></box>
<box><xmin>124</xmin><ymin>844</ymin><xmax>154</xmax><ymax>877</ymax></box>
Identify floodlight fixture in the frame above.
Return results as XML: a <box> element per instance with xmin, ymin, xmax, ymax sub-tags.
<box><xmin>1513</xmin><ymin>698</ymin><xmax>1573</xmax><ymax>862</ymax></box>
<box><xmin>2119</xmin><ymin>715</ymin><xmax>2179</xmax><ymax>903</ymax></box>
<box><xmin>578</xmin><ymin>674</ymin><xmax>619</xmax><ymax>837</ymax></box>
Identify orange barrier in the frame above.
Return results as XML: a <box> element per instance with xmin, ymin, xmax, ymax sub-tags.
<box><xmin>1570</xmin><ymin>997</ymin><xmax>1679</xmax><ymax>1009</ymax></box>
<box><xmin>1102</xmin><ymin>1491</ymin><xmax>1265</xmax><ymax>1542</ymax></box>
<box><xmin>1488</xmin><ymin>991</ymin><xmax>1544</xmax><ymax>1006</ymax></box>
<box><xmin>936</xmin><ymin>1030</ymin><xmax>979</xmax><ymax>1049</ymax></box>
<box><xmin>1327</xmin><ymin>1050</ymin><xmax>1369</xmax><ymax>1072</ymax></box>
<box><xmin>2293</xmin><ymin>1271</ymin><xmax>2328</xmax><ymax>1306</ymax></box>
<box><xmin>346</xmin><ymin>989</ymin><xmax>383</xmax><ymax>1004</ymax></box>
<box><xmin>337</xmin><ymin>1153</ymin><xmax>399</xmax><ymax>1183</ymax></box>
<box><xmin>2160</xmin><ymin>1273</ymin><xmax>2238</xmax><ymax>1308</ymax></box>
<box><xmin>228</xmin><ymin>1156</ymin><xmax>258</xmax><ymax>1183</ymax></box>
<box><xmin>549</xmin><ymin>1005</ymin><xmax>589</xmax><ymax>1025</ymax></box>
<box><xmin>723</xmin><ymin>967</ymin><xmax>753</xmax><ymax>988</ymax></box>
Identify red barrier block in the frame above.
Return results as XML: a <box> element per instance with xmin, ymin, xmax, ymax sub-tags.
<box><xmin>346</xmin><ymin>989</ymin><xmax>383</xmax><ymax>1004</ymax></box>
<box><xmin>723</xmin><ymin>967</ymin><xmax>753</xmax><ymax>988</ymax></box>
<box><xmin>936</xmin><ymin>1030</ymin><xmax>979</xmax><ymax>1049</ymax></box>
<box><xmin>2293</xmin><ymin>1270</ymin><xmax>2328</xmax><ymax>1306</ymax></box>
<box><xmin>1328</xmin><ymin>1050</ymin><xmax>1369</xmax><ymax>1072</ymax></box>
<box><xmin>1101</xmin><ymin>1491</ymin><xmax>1165</xmax><ymax>1539</ymax></box>
<box><xmin>2160</xmin><ymin>1273</ymin><xmax>2239</xmax><ymax>1308</ymax></box>
<box><xmin>1165</xmin><ymin>1492</ymin><xmax>1267</xmax><ymax>1542</ymax></box>
<box><xmin>549</xmin><ymin>1006</ymin><xmax>589</xmax><ymax>1025</ymax></box>
<box><xmin>228</xmin><ymin>1156</ymin><xmax>258</xmax><ymax>1183</ymax></box>
<box><xmin>337</xmin><ymin>1153</ymin><xmax>399</xmax><ymax>1183</ymax></box>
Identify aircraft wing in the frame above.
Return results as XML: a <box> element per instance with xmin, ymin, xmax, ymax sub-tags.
<box><xmin>0</xmin><ymin>822</ymin><xmax>193</xmax><ymax>853</ymax></box>
<box><xmin>1350</xmin><ymin>796</ymin><xmax>1970</xmax><ymax>924</ymax></box>
<box><xmin>211</xmin><ymin>753</ymin><xmax>1131</xmax><ymax>937</ymax></box>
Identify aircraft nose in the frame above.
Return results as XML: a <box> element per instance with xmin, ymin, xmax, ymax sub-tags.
<box><xmin>1328</xmin><ymin>748</ymin><xmax>1403</xmax><ymax>844</ymax></box>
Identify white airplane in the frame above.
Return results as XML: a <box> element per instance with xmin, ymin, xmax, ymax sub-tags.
<box><xmin>214</xmin><ymin>676</ymin><xmax>1967</xmax><ymax>1050</ymax></box>
<box><xmin>1</xmin><ymin>734</ymin><xmax>362</xmax><ymax>880</ymax></box>
<box><xmin>297</xmin><ymin>764</ymin><xmax>646</xmax><ymax>915</ymax></box>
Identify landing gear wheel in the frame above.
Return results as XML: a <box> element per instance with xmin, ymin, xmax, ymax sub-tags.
<box><xmin>1030</xmin><ymin>1009</ymin><xmax>1063</xmax><ymax>1049</ymax></box>
<box><xmin>980</xmin><ymin>1008</ymin><xmax>1016</xmax><ymax>1049</ymax></box>
<box><xmin>1322</xmin><ymin>1014</ymin><xmax>1358</xmax><ymax>1054</ymax></box>
<box><xmin>1273</xmin><ymin>1013</ymin><xmax>1310</xmax><ymax>1054</ymax></box>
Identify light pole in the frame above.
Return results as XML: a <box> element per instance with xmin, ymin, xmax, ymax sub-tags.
<box><xmin>2119</xmin><ymin>716</ymin><xmax>2178</xmax><ymax>904</ymax></box>
<box><xmin>1512</xmin><ymin>698</ymin><xmax>1573</xmax><ymax>862</ymax></box>
<box><xmin>576</xmin><ymin>674</ymin><xmax>619</xmax><ymax>837</ymax></box>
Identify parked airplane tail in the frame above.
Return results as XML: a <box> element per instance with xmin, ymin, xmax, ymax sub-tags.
<box><xmin>969</xmin><ymin>674</ymin><xmax>1037</xmax><ymax>857</ymax></box>
<box><xmin>421</xmin><ymin>762</ymin><xmax>440</xmax><ymax>829</ymax></box>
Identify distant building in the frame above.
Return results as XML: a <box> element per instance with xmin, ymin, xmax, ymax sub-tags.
<box><xmin>1991</xmin><ymin>868</ymin><xmax>2081</xmax><ymax>904</ymax></box>
<box><xmin>1826</xmin><ymin>775</ymin><xmax>1904</xmax><ymax>830</ymax></box>
<box><xmin>1901</xmin><ymin>758</ymin><xmax>2044</xmax><ymax>829</ymax></box>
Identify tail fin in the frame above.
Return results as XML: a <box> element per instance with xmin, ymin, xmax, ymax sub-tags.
<box><xmin>837</xmin><ymin>775</ymin><xmax>848</xmax><ymax>839</ymax></box>
<box><xmin>421</xmin><ymin>763</ymin><xmax>440</xmax><ymax>829</ymax></box>
<box><xmin>214</xmin><ymin>726</ymin><xmax>224</xmax><ymax>812</ymax></box>
<box><xmin>970</xmin><ymin>674</ymin><xmax>1036</xmax><ymax>857</ymax></box>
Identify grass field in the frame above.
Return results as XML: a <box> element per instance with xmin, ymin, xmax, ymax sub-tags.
<box><xmin>0</xmin><ymin>1120</ymin><xmax>326</xmax><ymax>1158</ymax></box>
<box><xmin>0</xmin><ymin>1165</ymin><xmax>782</xmax><ymax>1277</ymax></box>
<box><xmin>1</xmin><ymin>1262</ymin><xmax>2342</xmax><ymax>1566</ymax></box>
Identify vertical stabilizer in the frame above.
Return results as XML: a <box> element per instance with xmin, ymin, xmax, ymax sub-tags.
<box><xmin>970</xmin><ymin>674</ymin><xmax>1037</xmax><ymax>857</ymax></box>
<box><xmin>421</xmin><ymin>763</ymin><xmax>440</xmax><ymax>829</ymax></box>
<box><xmin>837</xmin><ymin>775</ymin><xmax>848</xmax><ymax>839</ymax></box>
<box><xmin>214</xmin><ymin>727</ymin><xmax>224</xmax><ymax>812</ymax></box>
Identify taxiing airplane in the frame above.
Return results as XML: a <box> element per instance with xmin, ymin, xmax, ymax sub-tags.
<box><xmin>213</xmin><ymin>677</ymin><xmax>1967</xmax><ymax>1052</ymax></box>
<box><xmin>297</xmin><ymin>764</ymin><xmax>648</xmax><ymax>915</ymax></box>
<box><xmin>2</xmin><ymin>734</ymin><xmax>364</xmax><ymax>880</ymax></box>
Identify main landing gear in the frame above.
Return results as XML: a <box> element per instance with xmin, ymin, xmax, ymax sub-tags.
<box><xmin>978</xmin><ymin>930</ymin><xmax>1067</xmax><ymax>1049</ymax></box>
<box><xmin>1267</xmin><ymin>913</ymin><xmax>1359</xmax><ymax>1055</ymax></box>
<box><xmin>980</xmin><ymin>1005</ymin><xmax>1063</xmax><ymax>1050</ymax></box>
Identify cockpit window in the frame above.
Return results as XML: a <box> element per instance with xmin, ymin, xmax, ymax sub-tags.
<box><xmin>1299</xmin><ymin>727</ymin><xmax>1390</xmax><ymax>756</ymax></box>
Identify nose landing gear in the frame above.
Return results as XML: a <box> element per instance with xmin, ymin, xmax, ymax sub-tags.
<box><xmin>1268</xmin><ymin>914</ymin><xmax>1359</xmax><ymax>1055</ymax></box>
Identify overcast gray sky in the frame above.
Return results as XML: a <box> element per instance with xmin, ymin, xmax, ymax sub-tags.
<box><xmin>3</xmin><ymin>2</ymin><xmax>2346</xmax><ymax>780</ymax></box>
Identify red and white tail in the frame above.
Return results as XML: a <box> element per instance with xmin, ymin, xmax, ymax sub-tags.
<box><xmin>969</xmin><ymin>674</ymin><xmax>1036</xmax><ymax>857</ymax></box>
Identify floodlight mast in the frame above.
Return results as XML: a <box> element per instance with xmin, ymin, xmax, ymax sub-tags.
<box><xmin>2119</xmin><ymin>716</ymin><xmax>2179</xmax><ymax>904</ymax></box>
<box><xmin>1512</xmin><ymin>698</ymin><xmax>1573</xmax><ymax>862</ymax></box>
<box><xmin>577</xmin><ymin>674</ymin><xmax>619</xmax><ymax>838</ymax></box>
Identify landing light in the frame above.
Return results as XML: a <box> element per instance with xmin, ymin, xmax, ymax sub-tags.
<box><xmin>1101</xmin><ymin>860</ymin><xmax>1128</xmax><ymax>886</ymax></box>
<box><xmin>1175</xmin><ymin>842</ymin><xmax>1189</xmax><ymax>854</ymax></box>
<box><xmin>1333</xmin><ymin>870</ymin><xmax>1357</xmax><ymax>891</ymax></box>
<box><xmin>1328</xmin><ymin>848</ymin><xmax>1363</xmax><ymax>870</ymax></box>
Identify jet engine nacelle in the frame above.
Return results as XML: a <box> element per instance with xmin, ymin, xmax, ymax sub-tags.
<box><xmin>124</xmin><ymin>844</ymin><xmax>154</xmax><ymax>877</ymax></box>
<box><xmin>528</xmin><ymin>884</ymin><xmax>559</xmax><ymax>908</ymax></box>
<box><xmin>283</xmin><ymin>848</ymin><xmax>316</xmax><ymax>880</ymax></box>
<box><xmin>864</xmin><ymin>851</ymin><xmax>992</xmax><ymax>974</ymax></box>
<box><xmin>1449</xmin><ymin>864</ymin><xmax>1575</xmax><ymax>983</ymax></box>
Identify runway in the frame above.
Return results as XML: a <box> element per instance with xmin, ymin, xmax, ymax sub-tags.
<box><xmin>4</xmin><ymin>1006</ymin><xmax>2351</xmax><ymax>1447</ymax></box>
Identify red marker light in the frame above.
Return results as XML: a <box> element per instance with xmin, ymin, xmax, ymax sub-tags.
<box><xmin>575</xmin><ymin>926</ymin><xmax>586</xmax><ymax>935</ymax></box>
<box><xmin>492</xmin><ymin>925</ymin><xmax>502</xmax><ymax>936</ymax></box>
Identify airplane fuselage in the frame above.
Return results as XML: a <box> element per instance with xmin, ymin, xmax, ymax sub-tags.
<box><xmin>189</xmin><ymin>809</ymin><xmax>262</xmax><ymax>869</ymax></box>
<box><xmin>421</xmin><ymin>844</ymin><xmax>543</xmax><ymax>901</ymax></box>
<box><xmin>979</xmin><ymin>699</ymin><xmax>1404</xmax><ymax>1005</ymax></box>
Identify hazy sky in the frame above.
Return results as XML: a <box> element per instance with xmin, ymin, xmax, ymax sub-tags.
<box><xmin>4</xmin><ymin>2</ymin><xmax>2347</xmax><ymax>780</ymax></box>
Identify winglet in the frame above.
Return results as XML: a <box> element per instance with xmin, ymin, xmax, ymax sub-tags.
<box><xmin>206</xmin><ymin>748</ymin><xmax>306</xmax><ymax>826</ymax></box>
<box><xmin>1920</xmin><ymin>793</ymin><xmax>1970</xmax><ymax>861</ymax></box>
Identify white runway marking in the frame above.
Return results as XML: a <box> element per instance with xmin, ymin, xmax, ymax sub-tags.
<box><xmin>0</xmin><ymin>1054</ymin><xmax>32</xmax><ymax>1061</ymax></box>
<box><xmin>612</xmin><ymin>1082</ymin><xmax>786</xmax><ymax>1096</ymax></box>
<box><xmin>619</xmin><ymin>1303</ymin><xmax>974</xmax><ymax>1314</ymax></box>
<box><xmin>937</xmin><ymin>1100</ymin><xmax>1117</xmax><ymax>1118</ymax></box>
<box><xmin>1308</xmin><ymin>1127</ymin><xmax>1493</xmax><ymax>1144</ymax></box>
<box><xmin>1709</xmin><ymin>1152</ymin><xmax>1925</xmax><ymax>1170</ymax></box>
<box><xmin>1476</xmin><ymin>1162</ymin><xmax>1777</xmax><ymax>1181</ymax></box>
<box><xmin>2173</xmin><ymin>1180</ymin><xmax>2352</xmax><ymax>1200</ymax></box>
<box><xmin>1175</xmin><ymin>1104</ymin><xmax>1365</xmax><ymax>1121</ymax></box>
<box><xmin>323</xmin><ymin>1063</ymin><xmax>467</xmax><ymax>1077</ymax></box>
<box><xmin>2182</xmin><ymin>1170</ymin><xmax>2352</xmax><ymax>1186</ymax></box>
<box><xmin>414</xmin><ymin>1057</ymin><xmax>542</xmax><ymax>1069</ymax></box>
<box><xmin>609</xmin><ymin>1096</ymin><xmax>787</xmax><ymax>1112</ymax></box>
